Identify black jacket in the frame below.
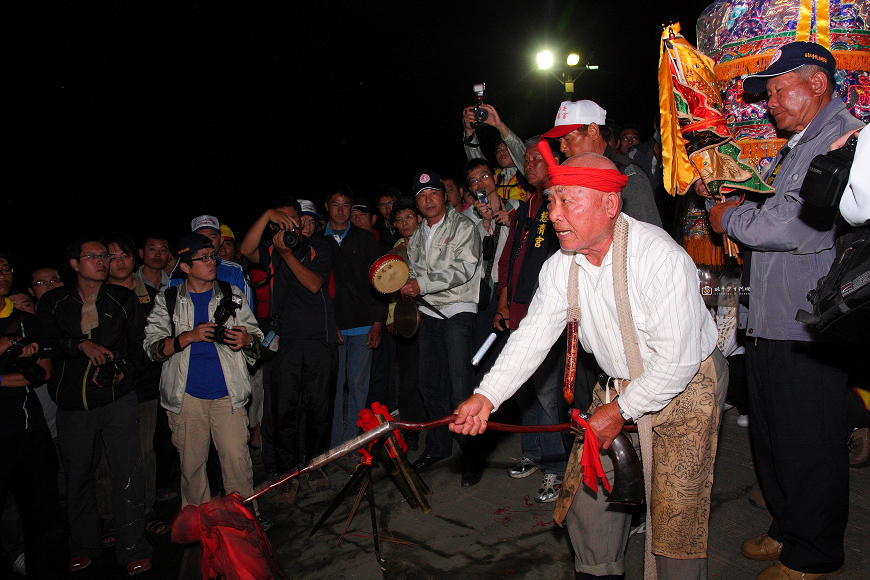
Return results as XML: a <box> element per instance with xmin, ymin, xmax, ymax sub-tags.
<box><xmin>327</xmin><ymin>225</ymin><xmax>388</xmax><ymax>330</ymax></box>
<box><xmin>35</xmin><ymin>283</ymin><xmax>147</xmax><ymax>411</ymax></box>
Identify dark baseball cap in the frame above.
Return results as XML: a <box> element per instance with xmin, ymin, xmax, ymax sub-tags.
<box><xmin>176</xmin><ymin>233</ymin><xmax>214</xmax><ymax>261</ymax></box>
<box><xmin>412</xmin><ymin>171</ymin><xmax>444</xmax><ymax>196</ymax></box>
<box><xmin>352</xmin><ymin>197</ymin><xmax>374</xmax><ymax>213</ymax></box>
<box><xmin>743</xmin><ymin>42</ymin><xmax>836</xmax><ymax>94</ymax></box>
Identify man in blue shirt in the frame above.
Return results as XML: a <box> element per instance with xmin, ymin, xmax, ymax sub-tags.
<box><xmin>144</xmin><ymin>234</ymin><xmax>264</xmax><ymax>520</ymax></box>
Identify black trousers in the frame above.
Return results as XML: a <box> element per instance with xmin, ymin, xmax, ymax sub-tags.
<box><xmin>746</xmin><ymin>339</ymin><xmax>850</xmax><ymax>574</ymax></box>
<box><xmin>270</xmin><ymin>338</ymin><xmax>337</xmax><ymax>471</ymax></box>
<box><xmin>0</xmin><ymin>429</ymin><xmax>67</xmax><ymax>579</ymax></box>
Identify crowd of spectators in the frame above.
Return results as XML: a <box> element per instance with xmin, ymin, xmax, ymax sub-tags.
<box><xmin>2</xmin><ymin>64</ymin><xmax>867</xmax><ymax>578</ymax></box>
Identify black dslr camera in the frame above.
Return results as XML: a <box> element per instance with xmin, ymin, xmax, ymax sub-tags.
<box><xmin>472</xmin><ymin>83</ymin><xmax>488</xmax><ymax>124</ymax></box>
<box><xmin>4</xmin><ymin>337</ymin><xmax>46</xmax><ymax>385</ymax></box>
<box><xmin>212</xmin><ymin>294</ymin><xmax>244</xmax><ymax>345</ymax></box>
<box><xmin>95</xmin><ymin>353</ymin><xmax>125</xmax><ymax>388</ymax></box>
<box><xmin>268</xmin><ymin>222</ymin><xmax>301</xmax><ymax>250</ymax></box>
<box><xmin>799</xmin><ymin>133</ymin><xmax>859</xmax><ymax>207</ymax></box>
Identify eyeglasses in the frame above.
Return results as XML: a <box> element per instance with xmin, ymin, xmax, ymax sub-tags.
<box><xmin>394</xmin><ymin>215</ymin><xmax>417</xmax><ymax>224</ymax></box>
<box><xmin>301</xmin><ymin>217</ymin><xmax>317</xmax><ymax>226</ymax></box>
<box><xmin>79</xmin><ymin>254</ymin><xmax>109</xmax><ymax>262</ymax></box>
<box><xmin>108</xmin><ymin>253</ymin><xmax>132</xmax><ymax>262</ymax></box>
<box><xmin>189</xmin><ymin>253</ymin><xmax>220</xmax><ymax>263</ymax></box>
<box><xmin>32</xmin><ymin>277</ymin><xmax>63</xmax><ymax>287</ymax></box>
<box><xmin>0</xmin><ymin>268</ymin><xmax>13</xmax><ymax>276</ymax></box>
<box><xmin>468</xmin><ymin>174</ymin><xmax>492</xmax><ymax>185</ymax></box>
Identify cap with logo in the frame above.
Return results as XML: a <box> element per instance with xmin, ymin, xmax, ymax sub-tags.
<box><xmin>191</xmin><ymin>215</ymin><xmax>220</xmax><ymax>233</ymax></box>
<box><xmin>352</xmin><ymin>197</ymin><xmax>374</xmax><ymax>214</ymax></box>
<box><xmin>541</xmin><ymin>100</ymin><xmax>608</xmax><ymax>139</ymax></box>
<box><xmin>176</xmin><ymin>233</ymin><xmax>214</xmax><ymax>261</ymax></box>
<box><xmin>412</xmin><ymin>171</ymin><xmax>445</xmax><ymax>196</ymax></box>
<box><xmin>742</xmin><ymin>41</ymin><xmax>836</xmax><ymax>94</ymax></box>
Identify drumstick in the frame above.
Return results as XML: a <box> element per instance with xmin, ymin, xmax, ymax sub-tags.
<box><xmin>414</xmin><ymin>296</ymin><xmax>448</xmax><ymax>319</ymax></box>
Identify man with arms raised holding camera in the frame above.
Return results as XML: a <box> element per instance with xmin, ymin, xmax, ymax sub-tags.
<box><xmin>240</xmin><ymin>198</ymin><xmax>337</xmax><ymax>504</ymax></box>
<box><xmin>463</xmin><ymin>100</ymin><xmax>527</xmax><ymax>201</ymax></box>
<box><xmin>35</xmin><ymin>237</ymin><xmax>152</xmax><ymax>574</ymax></box>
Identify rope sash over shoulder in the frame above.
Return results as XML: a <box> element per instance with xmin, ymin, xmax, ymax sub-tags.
<box><xmin>610</xmin><ymin>215</ymin><xmax>656</xmax><ymax>580</ymax></box>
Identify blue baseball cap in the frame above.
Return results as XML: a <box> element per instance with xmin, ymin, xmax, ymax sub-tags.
<box><xmin>743</xmin><ymin>42</ymin><xmax>836</xmax><ymax>94</ymax></box>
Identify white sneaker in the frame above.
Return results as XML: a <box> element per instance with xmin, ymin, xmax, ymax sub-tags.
<box><xmin>12</xmin><ymin>553</ymin><xmax>25</xmax><ymax>575</ymax></box>
<box><xmin>723</xmin><ymin>403</ymin><xmax>734</xmax><ymax>411</ymax></box>
<box><xmin>533</xmin><ymin>473</ymin><xmax>562</xmax><ymax>503</ymax></box>
<box><xmin>508</xmin><ymin>457</ymin><xmax>539</xmax><ymax>479</ymax></box>
<box><xmin>737</xmin><ymin>414</ymin><xmax>750</xmax><ymax>427</ymax></box>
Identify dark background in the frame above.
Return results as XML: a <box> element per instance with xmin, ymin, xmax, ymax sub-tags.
<box><xmin>3</xmin><ymin>0</ymin><xmax>716</xmax><ymax>279</ymax></box>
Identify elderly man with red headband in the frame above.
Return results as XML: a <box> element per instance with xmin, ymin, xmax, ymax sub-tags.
<box><xmin>452</xmin><ymin>150</ymin><xmax>727</xmax><ymax>580</ymax></box>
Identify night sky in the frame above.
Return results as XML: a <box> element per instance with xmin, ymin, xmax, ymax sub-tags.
<box><xmin>4</xmin><ymin>0</ymin><xmax>716</xmax><ymax>278</ymax></box>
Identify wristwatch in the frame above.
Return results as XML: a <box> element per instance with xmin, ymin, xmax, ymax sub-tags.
<box><xmin>616</xmin><ymin>398</ymin><xmax>632</xmax><ymax>422</ymax></box>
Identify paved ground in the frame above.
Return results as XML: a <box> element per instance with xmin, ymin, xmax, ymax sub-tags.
<box><xmin>8</xmin><ymin>409</ymin><xmax>867</xmax><ymax>579</ymax></box>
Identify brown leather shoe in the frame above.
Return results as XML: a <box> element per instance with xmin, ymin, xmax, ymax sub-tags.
<box><xmin>741</xmin><ymin>534</ymin><xmax>782</xmax><ymax>561</ymax></box>
<box><xmin>756</xmin><ymin>562</ymin><xmax>844</xmax><ymax>579</ymax></box>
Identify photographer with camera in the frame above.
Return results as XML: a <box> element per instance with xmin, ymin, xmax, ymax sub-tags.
<box><xmin>145</xmin><ymin>234</ymin><xmax>264</xmax><ymax>518</ymax></box>
<box><xmin>462</xmin><ymin>94</ymin><xmax>527</xmax><ymax>201</ymax></box>
<box><xmin>462</xmin><ymin>158</ymin><xmax>519</xmax><ymax>374</ymax></box>
<box><xmin>240</xmin><ymin>198</ymin><xmax>337</xmax><ymax>504</ymax></box>
<box><xmin>34</xmin><ymin>237</ymin><xmax>152</xmax><ymax>574</ymax></box>
<box><xmin>702</xmin><ymin>42</ymin><xmax>864</xmax><ymax>578</ymax></box>
<box><xmin>1</xmin><ymin>255</ymin><xmax>67</xmax><ymax>579</ymax></box>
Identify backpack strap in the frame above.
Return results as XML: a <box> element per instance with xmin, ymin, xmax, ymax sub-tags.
<box><xmin>164</xmin><ymin>286</ymin><xmax>178</xmax><ymax>337</ymax></box>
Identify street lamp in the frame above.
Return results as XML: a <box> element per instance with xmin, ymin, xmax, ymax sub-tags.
<box><xmin>536</xmin><ymin>50</ymin><xmax>598</xmax><ymax>99</ymax></box>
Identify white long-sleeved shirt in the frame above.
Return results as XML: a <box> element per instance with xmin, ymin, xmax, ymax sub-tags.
<box><xmin>475</xmin><ymin>214</ymin><xmax>718</xmax><ymax>421</ymax></box>
<box><xmin>840</xmin><ymin>127</ymin><xmax>870</xmax><ymax>227</ymax></box>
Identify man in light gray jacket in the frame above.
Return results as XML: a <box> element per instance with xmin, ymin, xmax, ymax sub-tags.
<box><xmin>144</xmin><ymin>233</ymin><xmax>263</xmax><ymax>512</ymax></box>
<box><xmin>400</xmin><ymin>170</ymin><xmax>484</xmax><ymax>487</ymax></box>
<box><xmin>706</xmin><ymin>42</ymin><xmax>863</xmax><ymax>579</ymax></box>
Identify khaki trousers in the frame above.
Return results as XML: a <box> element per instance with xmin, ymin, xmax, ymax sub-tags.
<box><xmin>167</xmin><ymin>393</ymin><xmax>253</xmax><ymax>508</ymax></box>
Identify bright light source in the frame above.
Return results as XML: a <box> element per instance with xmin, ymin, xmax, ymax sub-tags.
<box><xmin>567</xmin><ymin>53</ymin><xmax>580</xmax><ymax>66</ymax></box>
<box><xmin>586</xmin><ymin>64</ymin><xmax>599</xmax><ymax>70</ymax></box>
<box><xmin>537</xmin><ymin>51</ymin><xmax>554</xmax><ymax>69</ymax></box>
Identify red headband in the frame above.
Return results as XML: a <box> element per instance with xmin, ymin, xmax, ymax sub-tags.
<box><xmin>537</xmin><ymin>139</ymin><xmax>628</xmax><ymax>192</ymax></box>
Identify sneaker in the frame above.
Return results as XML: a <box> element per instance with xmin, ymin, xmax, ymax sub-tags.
<box><xmin>12</xmin><ymin>553</ymin><xmax>25</xmax><ymax>575</ymax></box>
<box><xmin>533</xmin><ymin>474</ymin><xmax>562</xmax><ymax>503</ymax></box>
<box><xmin>69</xmin><ymin>557</ymin><xmax>92</xmax><ymax>573</ymax></box>
<box><xmin>276</xmin><ymin>479</ymin><xmax>299</xmax><ymax>506</ymax></box>
<box><xmin>126</xmin><ymin>558</ymin><xmax>152</xmax><ymax>576</ymax></box>
<box><xmin>737</xmin><ymin>414</ymin><xmax>750</xmax><ymax>427</ymax></box>
<box><xmin>307</xmin><ymin>468</ymin><xmax>330</xmax><ymax>491</ymax></box>
<box><xmin>848</xmin><ymin>427</ymin><xmax>870</xmax><ymax>468</ymax></box>
<box><xmin>508</xmin><ymin>457</ymin><xmax>539</xmax><ymax>479</ymax></box>
<box><xmin>724</xmin><ymin>402</ymin><xmax>735</xmax><ymax>411</ymax></box>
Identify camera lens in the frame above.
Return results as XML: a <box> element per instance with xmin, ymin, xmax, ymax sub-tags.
<box><xmin>475</xmin><ymin>107</ymin><xmax>489</xmax><ymax>123</ymax></box>
<box><xmin>283</xmin><ymin>230</ymin><xmax>300</xmax><ymax>249</ymax></box>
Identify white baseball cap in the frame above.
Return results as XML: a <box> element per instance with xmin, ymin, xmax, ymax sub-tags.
<box><xmin>542</xmin><ymin>100</ymin><xmax>607</xmax><ymax>139</ymax></box>
<box><xmin>191</xmin><ymin>215</ymin><xmax>220</xmax><ymax>233</ymax></box>
<box><xmin>298</xmin><ymin>199</ymin><xmax>323</xmax><ymax>221</ymax></box>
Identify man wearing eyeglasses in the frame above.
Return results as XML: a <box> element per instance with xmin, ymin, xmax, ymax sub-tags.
<box><xmin>240</xmin><ymin>198</ymin><xmax>337</xmax><ymax>504</ymax></box>
<box><xmin>28</xmin><ymin>267</ymin><xmax>64</xmax><ymax>301</ymax></box>
<box><xmin>1</xmin><ymin>255</ymin><xmax>68</xmax><ymax>578</ymax></box>
<box><xmin>145</xmin><ymin>234</ymin><xmax>263</xmax><ymax>518</ymax></box>
<box><xmin>34</xmin><ymin>237</ymin><xmax>153</xmax><ymax>574</ymax></box>
<box><xmin>462</xmin><ymin>104</ymin><xmax>528</xmax><ymax>201</ymax></box>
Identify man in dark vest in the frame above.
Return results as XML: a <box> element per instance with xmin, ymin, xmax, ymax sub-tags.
<box><xmin>494</xmin><ymin>137</ymin><xmax>568</xmax><ymax>502</ymax></box>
